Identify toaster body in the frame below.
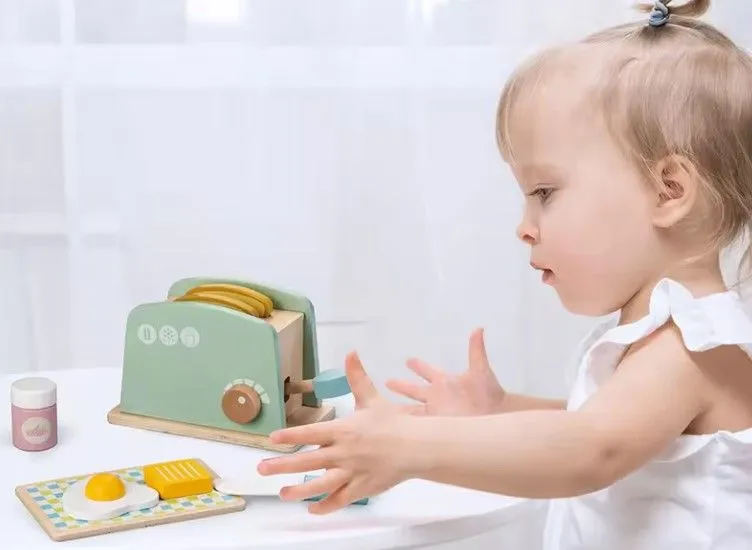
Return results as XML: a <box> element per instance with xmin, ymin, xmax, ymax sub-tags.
<box><xmin>119</xmin><ymin>277</ymin><xmax>322</xmax><ymax>437</ymax></box>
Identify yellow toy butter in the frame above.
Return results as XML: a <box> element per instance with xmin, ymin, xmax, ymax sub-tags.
<box><xmin>143</xmin><ymin>459</ymin><xmax>213</xmax><ymax>499</ymax></box>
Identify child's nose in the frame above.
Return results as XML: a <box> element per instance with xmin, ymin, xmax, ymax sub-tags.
<box><xmin>516</xmin><ymin>220</ymin><xmax>539</xmax><ymax>245</ymax></box>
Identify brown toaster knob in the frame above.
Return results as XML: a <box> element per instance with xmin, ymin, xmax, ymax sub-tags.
<box><xmin>222</xmin><ymin>384</ymin><xmax>262</xmax><ymax>424</ymax></box>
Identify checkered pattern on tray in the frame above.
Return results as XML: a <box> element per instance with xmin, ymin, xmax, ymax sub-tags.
<box><xmin>20</xmin><ymin>466</ymin><xmax>240</xmax><ymax>532</ymax></box>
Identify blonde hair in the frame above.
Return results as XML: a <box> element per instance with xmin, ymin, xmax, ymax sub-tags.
<box><xmin>496</xmin><ymin>0</ymin><xmax>752</xmax><ymax>281</ymax></box>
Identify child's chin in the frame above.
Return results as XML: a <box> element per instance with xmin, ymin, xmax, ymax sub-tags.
<box><xmin>556</xmin><ymin>290</ymin><xmax>619</xmax><ymax>318</ymax></box>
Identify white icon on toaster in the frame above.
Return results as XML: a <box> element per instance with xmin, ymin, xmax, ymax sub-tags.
<box><xmin>180</xmin><ymin>327</ymin><xmax>200</xmax><ymax>348</ymax></box>
<box><xmin>137</xmin><ymin>324</ymin><xmax>157</xmax><ymax>345</ymax></box>
<box><xmin>159</xmin><ymin>325</ymin><xmax>179</xmax><ymax>346</ymax></box>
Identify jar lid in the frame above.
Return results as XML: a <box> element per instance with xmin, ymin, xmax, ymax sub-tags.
<box><xmin>11</xmin><ymin>377</ymin><xmax>57</xmax><ymax>409</ymax></box>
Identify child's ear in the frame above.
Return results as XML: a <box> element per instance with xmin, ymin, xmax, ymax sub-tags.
<box><xmin>650</xmin><ymin>155</ymin><xmax>699</xmax><ymax>228</ymax></box>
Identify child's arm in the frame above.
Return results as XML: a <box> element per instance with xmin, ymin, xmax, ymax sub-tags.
<box><xmin>498</xmin><ymin>392</ymin><xmax>566</xmax><ymax>412</ymax></box>
<box><xmin>258</xmin><ymin>323</ymin><xmax>709</xmax><ymax>512</ymax></box>
<box><xmin>402</xmin><ymin>323</ymin><xmax>709</xmax><ymax>498</ymax></box>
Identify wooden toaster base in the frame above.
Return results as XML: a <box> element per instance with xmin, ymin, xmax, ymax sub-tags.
<box><xmin>107</xmin><ymin>404</ymin><xmax>336</xmax><ymax>453</ymax></box>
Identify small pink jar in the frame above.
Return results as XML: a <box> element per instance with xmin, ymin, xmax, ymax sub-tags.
<box><xmin>11</xmin><ymin>377</ymin><xmax>58</xmax><ymax>452</ymax></box>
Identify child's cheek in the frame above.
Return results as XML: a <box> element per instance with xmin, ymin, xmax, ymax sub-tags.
<box><xmin>548</xmin><ymin>200</ymin><xmax>614</xmax><ymax>257</ymax></box>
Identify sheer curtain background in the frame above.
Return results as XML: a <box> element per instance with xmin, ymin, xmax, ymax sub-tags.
<box><xmin>1</xmin><ymin>0</ymin><xmax>751</xmax><ymax>404</ymax></box>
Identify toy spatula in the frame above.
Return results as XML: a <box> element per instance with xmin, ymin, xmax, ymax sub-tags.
<box><xmin>285</xmin><ymin>369</ymin><xmax>350</xmax><ymax>399</ymax></box>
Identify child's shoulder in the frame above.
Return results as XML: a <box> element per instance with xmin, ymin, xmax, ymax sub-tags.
<box><xmin>596</xmin><ymin>278</ymin><xmax>752</xmax><ymax>434</ymax></box>
<box><xmin>598</xmin><ymin>277</ymin><xmax>752</xmax><ymax>358</ymax></box>
<box><xmin>569</xmin><ymin>278</ymin><xmax>752</xmax><ymax>409</ymax></box>
<box><xmin>630</xmin><ymin>315</ymin><xmax>751</xmax><ymax>368</ymax></box>
<box><xmin>620</xmin><ymin>317</ymin><xmax>749</xmax><ymax>402</ymax></box>
<box><xmin>625</xmin><ymin>318</ymin><xmax>699</xmax><ymax>363</ymax></box>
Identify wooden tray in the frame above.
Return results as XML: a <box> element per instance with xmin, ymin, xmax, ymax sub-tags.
<box><xmin>15</xmin><ymin>459</ymin><xmax>245</xmax><ymax>542</ymax></box>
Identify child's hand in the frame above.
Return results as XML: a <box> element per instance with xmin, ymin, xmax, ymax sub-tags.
<box><xmin>385</xmin><ymin>328</ymin><xmax>507</xmax><ymax>416</ymax></box>
<box><xmin>257</xmin><ymin>352</ymin><xmax>418</xmax><ymax>514</ymax></box>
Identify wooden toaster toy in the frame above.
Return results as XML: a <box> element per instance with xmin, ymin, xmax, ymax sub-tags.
<box><xmin>108</xmin><ymin>277</ymin><xmax>351</xmax><ymax>452</ymax></box>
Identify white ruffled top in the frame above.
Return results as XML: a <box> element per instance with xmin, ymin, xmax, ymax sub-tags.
<box><xmin>543</xmin><ymin>278</ymin><xmax>752</xmax><ymax>550</ymax></box>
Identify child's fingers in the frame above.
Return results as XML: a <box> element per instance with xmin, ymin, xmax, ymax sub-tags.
<box><xmin>345</xmin><ymin>351</ymin><xmax>379</xmax><ymax>407</ymax></box>
<box><xmin>258</xmin><ymin>447</ymin><xmax>335</xmax><ymax>476</ymax></box>
<box><xmin>279</xmin><ymin>468</ymin><xmax>349</xmax><ymax>502</ymax></box>
<box><xmin>268</xmin><ymin>419</ymin><xmax>337</xmax><ymax>446</ymax></box>
<box><xmin>308</xmin><ymin>482</ymin><xmax>361</xmax><ymax>515</ymax></box>
<box><xmin>406</xmin><ymin>358</ymin><xmax>445</xmax><ymax>383</ymax></box>
<box><xmin>385</xmin><ymin>378</ymin><xmax>428</xmax><ymax>403</ymax></box>
<box><xmin>468</xmin><ymin>328</ymin><xmax>491</xmax><ymax>373</ymax></box>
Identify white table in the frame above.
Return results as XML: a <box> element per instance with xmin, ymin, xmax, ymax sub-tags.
<box><xmin>2</xmin><ymin>368</ymin><xmax>543</xmax><ymax>549</ymax></box>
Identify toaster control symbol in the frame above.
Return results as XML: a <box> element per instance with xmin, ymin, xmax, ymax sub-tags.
<box><xmin>179</xmin><ymin>327</ymin><xmax>200</xmax><ymax>348</ymax></box>
<box><xmin>137</xmin><ymin>324</ymin><xmax>157</xmax><ymax>345</ymax></box>
<box><xmin>159</xmin><ymin>325</ymin><xmax>179</xmax><ymax>346</ymax></box>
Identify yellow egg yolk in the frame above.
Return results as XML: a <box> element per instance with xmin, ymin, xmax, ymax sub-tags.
<box><xmin>84</xmin><ymin>473</ymin><xmax>126</xmax><ymax>502</ymax></box>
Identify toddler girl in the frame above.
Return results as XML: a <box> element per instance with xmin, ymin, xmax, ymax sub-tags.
<box><xmin>258</xmin><ymin>1</ymin><xmax>752</xmax><ymax>547</ymax></box>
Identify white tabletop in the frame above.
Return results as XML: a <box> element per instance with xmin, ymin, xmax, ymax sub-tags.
<box><xmin>1</xmin><ymin>368</ymin><xmax>542</xmax><ymax>549</ymax></box>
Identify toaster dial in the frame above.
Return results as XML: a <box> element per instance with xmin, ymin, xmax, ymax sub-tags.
<box><xmin>222</xmin><ymin>383</ymin><xmax>262</xmax><ymax>424</ymax></box>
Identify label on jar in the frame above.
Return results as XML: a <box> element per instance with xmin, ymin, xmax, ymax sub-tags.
<box><xmin>21</xmin><ymin>417</ymin><xmax>52</xmax><ymax>445</ymax></box>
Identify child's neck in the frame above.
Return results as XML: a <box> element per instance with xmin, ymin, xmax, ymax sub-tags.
<box><xmin>618</xmin><ymin>257</ymin><xmax>728</xmax><ymax>326</ymax></box>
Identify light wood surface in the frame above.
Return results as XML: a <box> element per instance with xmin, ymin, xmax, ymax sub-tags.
<box><xmin>270</xmin><ymin>310</ymin><xmax>305</xmax><ymax>418</ymax></box>
<box><xmin>107</xmin><ymin>403</ymin><xmax>335</xmax><ymax>452</ymax></box>
<box><xmin>285</xmin><ymin>379</ymin><xmax>314</xmax><ymax>395</ymax></box>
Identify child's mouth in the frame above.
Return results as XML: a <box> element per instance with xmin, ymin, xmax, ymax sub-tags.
<box><xmin>530</xmin><ymin>262</ymin><xmax>554</xmax><ymax>283</ymax></box>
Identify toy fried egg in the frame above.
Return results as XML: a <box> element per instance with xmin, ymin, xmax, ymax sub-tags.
<box><xmin>61</xmin><ymin>472</ymin><xmax>159</xmax><ymax>521</ymax></box>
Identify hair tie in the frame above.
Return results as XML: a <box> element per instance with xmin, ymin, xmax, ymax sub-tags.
<box><xmin>648</xmin><ymin>1</ymin><xmax>670</xmax><ymax>27</ymax></box>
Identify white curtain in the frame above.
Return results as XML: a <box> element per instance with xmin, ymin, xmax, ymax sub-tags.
<box><xmin>1</xmin><ymin>0</ymin><xmax>751</xmax><ymax>401</ymax></box>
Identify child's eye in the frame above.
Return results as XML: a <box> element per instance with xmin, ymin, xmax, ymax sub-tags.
<box><xmin>529</xmin><ymin>186</ymin><xmax>555</xmax><ymax>203</ymax></box>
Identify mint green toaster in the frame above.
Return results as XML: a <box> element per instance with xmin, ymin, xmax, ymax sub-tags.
<box><xmin>108</xmin><ymin>277</ymin><xmax>351</xmax><ymax>452</ymax></box>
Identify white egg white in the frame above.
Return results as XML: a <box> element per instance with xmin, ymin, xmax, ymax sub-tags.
<box><xmin>61</xmin><ymin>475</ymin><xmax>159</xmax><ymax>521</ymax></box>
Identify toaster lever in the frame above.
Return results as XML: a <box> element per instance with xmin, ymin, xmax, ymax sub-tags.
<box><xmin>285</xmin><ymin>369</ymin><xmax>351</xmax><ymax>400</ymax></box>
